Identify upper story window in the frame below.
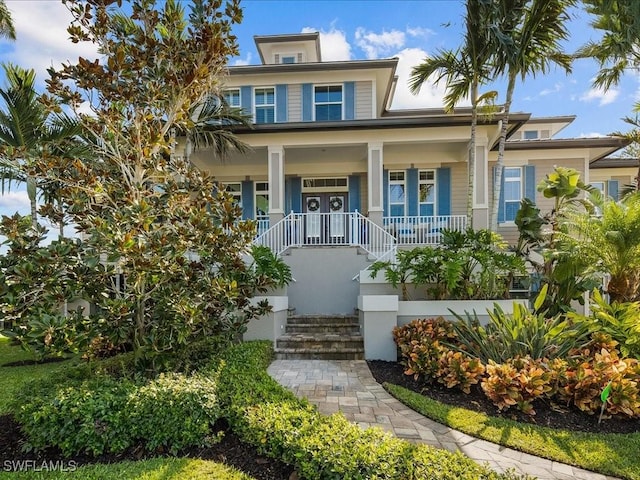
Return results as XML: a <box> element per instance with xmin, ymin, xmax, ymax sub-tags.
<box><xmin>281</xmin><ymin>55</ymin><xmax>296</xmax><ymax>64</ymax></box>
<box><xmin>275</xmin><ymin>53</ymin><xmax>303</xmax><ymax>64</ymax></box>
<box><xmin>224</xmin><ymin>89</ymin><xmax>240</xmax><ymax>108</ymax></box>
<box><xmin>254</xmin><ymin>87</ymin><xmax>275</xmax><ymax>124</ymax></box>
<box><xmin>388</xmin><ymin>171</ymin><xmax>406</xmax><ymax>217</ymax></box>
<box><xmin>503</xmin><ymin>167</ymin><xmax>523</xmax><ymax>222</ymax></box>
<box><xmin>419</xmin><ymin>170</ymin><xmax>436</xmax><ymax>216</ymax></box>
<box><xmin>523</xmin><ymin>130</ymin><xmax>539</xmax><ymax>140</ymax></box>
<box><xmin>314</xmin><ymin>85</ymin><xmax>342</xmax><ymax>121</ymax></box>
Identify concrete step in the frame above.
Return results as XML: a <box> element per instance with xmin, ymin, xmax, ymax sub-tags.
<box><xmin>286</xmin><ymin>323</ymin><xmax>360</xmax><ymax>334</ymax></box>
<box><xmin>274</xmin><ymin>348</ymin><xmax>364</xmax><ymax>360</ymax></box>
<box><xmin>276</xmin><ymin>333</ymin><xmax>363</xmax><ymax>350</ymax></box>
<box><xmin>287</xmin><ymin>315</ymin><xmax>359</xmax><ymax>325</ymax></box>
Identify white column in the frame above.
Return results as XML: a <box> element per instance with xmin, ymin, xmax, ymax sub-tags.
<box><xmin>367</xmin><ymin>142</ymin><xmax>384</xmax><ymax>226</ymax></box>
<box><xmin>472</xmin><ymin>142</ymin><xmax>489</xmax><ymax>230</ymax></box>
<box><xmin>268</xmin><ymin>145</ymin><xmax>285</xmax><ymax>224</ymax></box>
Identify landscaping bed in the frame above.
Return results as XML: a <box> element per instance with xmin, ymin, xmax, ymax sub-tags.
<box><xmin>368</xmin><ymin>359</ymin><xmax>640</xmax><ymax>435</ymax></box>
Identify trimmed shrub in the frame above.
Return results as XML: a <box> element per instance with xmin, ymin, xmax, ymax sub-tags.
<box><xmin>12</xmin><ymin>365</ymin><xmax>223</xmax><ymax>455</ymax></box>
<box><xmin>437</xmin><ymin>350</ymin><xmax>485</xmax><ymax>394</ymax></box>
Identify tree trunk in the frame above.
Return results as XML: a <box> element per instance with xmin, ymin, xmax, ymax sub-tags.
<box><xmin>27</xmin><ymin>176</ymin><xmax>37</xmax><ymax>229</ymax></box>
<box><xmin>467</xmin><ymin>82</ymin><xmax>478</xmax><ymax>228</ymax></box>
<box><xmin>490</xmin><ymin>73</ymin><xmax>516</xmax><ymax>232</ymax></box>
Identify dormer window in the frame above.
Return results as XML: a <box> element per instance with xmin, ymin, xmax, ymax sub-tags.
<box><xmin>281</xmin><ymin>55</ymin><xmax>296</xmax><ymax>64</ymax></box>
<box><xmin>523</xmin><ymin>130</ymin><xmax>539</xmax><ymax>140</ymax></box>
<box><xmin>274</xmin><ymin>53</ymin><xmax>304</xmax><ymax>64</ymax></box>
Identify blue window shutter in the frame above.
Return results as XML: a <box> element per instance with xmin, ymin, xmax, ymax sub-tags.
<box><xmin>407</xmin><ymin>168</ymin><xmax>418</xmax><ymax>216</ymax></box>
<box><xmin>348</xmin><ymin>175</ymin><xmax>361</xmax><ymax>212</ymax></box>
<box><xmin>344</xmin><ymin>82</ymin><xmax>355</xmax><ymax>120</ymax></box>
<box><xmin>608</xmin><ymin>180</ymin><xmax>619</xmax><ymax>200</ymax></box>
<box><xmin>302</xmin><ymin>83</ymin><xmax>312</xmax><ymax>121</ymax></box>
<box><xmin>240</xmin><ymin>86</ymin><xmax>252</xmax><ymax>118</ymax></box>
<box><xmin>241</xmin><ymin>180</ymin><xmax>254</xmax><ymax>220</ymax></box>
<box><xmin>437</xmin><ymin>167</ymin><xmax>451</xmax><ymax>215</ymax></box>
<box><xmin>290</xmin><ymin>176</ymin><xmax>302</xmax><ymax>213</ymax></box>
<box><xmin>276</xmin><ymin>84</ymin><xmax>287</xmax><ymax>122</ymax></box>
<box><xmin>383</xmin><ymin>169</ymin><xmax>389</xmax><ymax>217</ymax></box>
<box><xmin>494</xmin><ymin>166</ymin><xmax>505</xmax><ymax>223</ymax></box>
<box><xmin>524</xmin><ymin>165</ymin><xmax>536</xmax><ymax>201</ymax></box>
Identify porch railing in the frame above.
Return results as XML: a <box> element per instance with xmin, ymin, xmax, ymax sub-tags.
<box><xmin>253</xmin><ymin>211</ymin><xmax>396</xmax><ymax>260</ymax></box>
<box><xmin>383</xmin><ymin>215</ymin><xmax>467</xmax><ymax>246</ymax></box>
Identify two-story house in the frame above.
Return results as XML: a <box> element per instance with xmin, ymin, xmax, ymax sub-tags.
<box><xmin>183</xmin><ymin>32</ymin><xmax>626</xmax><ymax>358</ymax></box>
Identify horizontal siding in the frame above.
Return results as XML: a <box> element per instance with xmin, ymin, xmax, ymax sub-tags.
<box><xmin>355</xmin><ymin>81</ymin><xmax>372</xmax><ymax>120</ymax></box>
<box><xmin>447</xmin><ymin>162</ymin><xmax>467</xmax><ymax>217</ymax></box>
<box><xmin>288</xmin><ymin>84</ymin><xmax>302</xmax><ymax>122</ymax></box>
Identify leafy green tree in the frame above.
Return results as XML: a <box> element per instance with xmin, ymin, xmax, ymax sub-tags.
<box><xmin>0</xmin><ymin>0</ymin><xmax>15</xmax><ymax>41</ymax></box>
<box><xmin>489</xmin><ymin>0</ymin><xmax>574</xmax><ymax>231</ymax></box>
<box><xmin>40</xmin><ymin>0</ymin><xmax>288</xmax><ymax>369</ymax></box>
<box><xmin>409</xmin><ymin>0</ymin><xmax>497</xmax><ymax>226</ymax></box>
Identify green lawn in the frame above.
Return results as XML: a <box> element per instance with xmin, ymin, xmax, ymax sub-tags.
<box><xmin>0</xmin><ymin>336</ymin><xmax>76</xmax><ymax>414</ymax></box>
<box><xmin>386</xmin><ymin>382</ymin><xmax>640</xmax><ymax>480</ymax></box>
<box><xmin>0</xmin><ymin>458</ymin><xmax>254</xmax><ymax>480</ymax></box>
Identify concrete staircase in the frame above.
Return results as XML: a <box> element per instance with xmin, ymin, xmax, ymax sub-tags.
<box><xmin>274</xmin><ymin>315</ymin><xmax>364</xmax><ymax>360</ymax></box>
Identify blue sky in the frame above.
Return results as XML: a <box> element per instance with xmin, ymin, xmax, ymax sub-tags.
<box><xmin>0</xmin><ymin>0</ymin><xmax>637</xmax><ymax>228</ymax></box>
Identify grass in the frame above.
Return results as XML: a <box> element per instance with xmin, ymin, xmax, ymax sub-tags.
<box><xmin>0</xmin><ymin>458</ymin><xmax>255</xmax><ymax>480</ymax></box>
<box><xmin>0</xmin><ymin>336</ymin><xmax>75</xmax><ymax>414</ymax></box>
<box><xmin>386</xmin><ymin>382</ymin><xmax>640</xmax><ymax>480</ymax></box>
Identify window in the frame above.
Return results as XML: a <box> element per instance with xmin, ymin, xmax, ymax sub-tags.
<box><xmin>314</xmin><ymin>85</ymin><xmax>342</xmax><ymax>121</ymax></box>
<box><xmin>419</xmin><ymin>170</ymin><xmax>436</xmax><ymax>216</ymax></box>
<box><xmin>523</xmin><ymin>130</ymin><xmax>539</xmax><ymax>140</ymax></box>
<box><xmin>302</xmin><ymin>177</ymin><xmax>348</xmax><ymax>190</ymax></box>
<box><xmin>255</xmin><ymin>182</ymin><xmax>269</xmax><ymax>217</ymax></box>
<box><xmin>503</xmin><ymin>167</ymin><xmax>522</xmax><ymax>222</ymax></box>
<box><xmin>388</xmin><ymin>171</ymin><xmax>406</xmax><ymax>217</ymax></box>
<box><xmin>590</xmin><ymin>182</ymin><xmax>605</xmax><ymax>195</ymax></box>
<box><xmin>254</xmin><ymin>88</ymin><xmax>275</xmax><ymax>124</ymax></box>
<box><xmin>224</xmin><ymin>89</ymin><xmax>240</xmax><ymax>108</ymax></box>
<box><xmin>281</xmin><ymin>55</ymin><xmax>296</xmax><ymax>64</ymax></box>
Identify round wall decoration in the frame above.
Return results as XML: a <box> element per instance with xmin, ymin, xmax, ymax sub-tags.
<box><xmin>329</xmin><ymin>197</ymin><xmax>343</xmax><ymax>212</ymax></box>
<box><xmin>307</xmin><ymin>198</ymin><xmax>320</xmax><ymax>212</ymax></box>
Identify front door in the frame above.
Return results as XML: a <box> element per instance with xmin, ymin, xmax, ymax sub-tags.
<box><xmin>303</xmin><ymin>193</ymin><xmax>348</xmax><ymax>244</ymax></box>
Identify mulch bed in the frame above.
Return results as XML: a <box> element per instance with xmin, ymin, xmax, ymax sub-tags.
<box><xmin>0</xmin><ymin>415</ymin><xmax>297</xmax><ymax>480</ymax></box>
<box><xmin>367</xmin><ymin>360</ymin><xmax>640</xmax><ymax>435</ymax></box>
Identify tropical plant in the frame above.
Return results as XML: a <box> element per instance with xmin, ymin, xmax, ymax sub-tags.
<box><xmin>409</xmin><ymin>0</ymin><xmax>497</xmax><ymax>226</ymax></box>
<box><xmin>0</xmin><ymin>0</ymin><xmax>15</xmax><ymax>41</ymax></box>
<box><xmin>448</xmin><ymin>286</ymin><xmax>592</xmax><ymax>364</ymax></box>
<box><xmin>489</xmin><ymin>0</ymin><xmax>574</xmax><ymax>231</ymax></box>
<box><xmin>369</xmin><ymin>247</ymin><xmax>425</xmax><ymax>300</ymax></box>
<box><xmin>568</xmin><ymin>290</ymin><xmax>640</xmax><ymax>359</ymax></box>
<box><xmin>562</xmin><ymin>193</ymin><xmax>640</xmax><ymax>303</ymax></box>
<box><xmin>514</xmin><ymin>167</ymin><xmax>601</xmax><ymax>314</ymax></box>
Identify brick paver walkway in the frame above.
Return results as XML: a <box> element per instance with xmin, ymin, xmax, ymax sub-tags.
<box><xmin>268</xmin><ymin>359</ymin><xmax>619</xmax><ymax>480</ymax></box>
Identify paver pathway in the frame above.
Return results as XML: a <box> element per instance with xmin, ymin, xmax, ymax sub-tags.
<box><xmin>268</xmin><ymin>359</ymin><xmax>619</xmax><ymax>480</ymax></box>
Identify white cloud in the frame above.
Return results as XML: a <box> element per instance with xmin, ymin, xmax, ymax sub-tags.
<box><xmin>406</xmin><ymin>26</ymin><xmax>435</xmax><ymax>39</ymax></box>
<box><xmin>579</xmin><ymin>132</ymin><xmax>608</xmax><ymax>138</ymax></box>
<box><xmin>539</xmin><ymin>83</ymin><xmax>563</xmax><ymax>96</ymax></box>
<box><xmin>2</xmin><ymin>1</ymin><xmax>100</xmax><ymax>86</ymax></box>
<box><xmin>302</xmin><ymin>26</ymin><xmax>351</xmax><ymax>61</ymax></box>
<box><xmin>0</xmin><ymin>190</ymin><xmax>30</xmax><ymax>213</ymax></box>
<box><xmin>389</xmin><ymin>48</ymin><xmax>455</xmax><ymax>109</ymax></box>
<box><xmin>233</xmin><ymin>53</ymin><xmax>253</xmax><ymax>66</ymax></box>
<box><xmin>355</xmin><ymin>27</ymin><xmax>405</xmax><ymax>59</ymax></box>
<box><xmin>580</xmin><ymin>86</ymin><xmax>619</xmax><ymax>106</ymax></box>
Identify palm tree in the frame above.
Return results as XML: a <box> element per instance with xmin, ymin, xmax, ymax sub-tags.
<box><xmin>409</xmin><ymin>0</ymin><xmax>496</xmax><ymax>227</ymax></box>
<box><xmin>579</xmin><ymin>0</ymin><xmax>640</xmax><ymax>94</ymax></box>
<box><xmin>0</xmin><ymin>63</ymin><xmax>81</xmax><ymax>233</ymax></box>
<box><xmin>563</xmin><ymin>193</ymin><xmax>640</xmax><ymax>303</ymax></box>
<box><xmin>0</xmin><ymin>0</ymin><xmax>15</xmax><ymax>41</ymax></box>
<box><xmin>489</xmin><ymin>0</ymin><xmax>574</xmax><ymax>231</ymax></box>
<box><xmin>181</xmin><ymin>95</ymin><xmax>252</xmax><ymax>163</ymax></box>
